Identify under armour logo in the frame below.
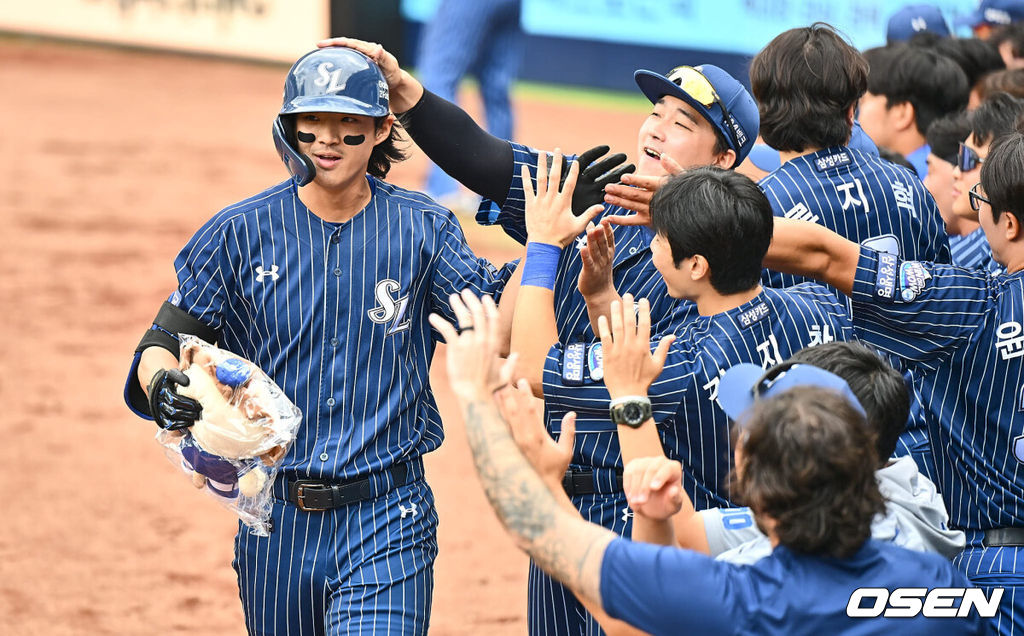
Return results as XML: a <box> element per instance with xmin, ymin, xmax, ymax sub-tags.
<box><xmin>621</xmin><ymin>507</ymin><xmax>633</xmax><ymax>523</ymax></box>
<box><xmin>256</xmin><ymin>265</ymin><xmax>280</xmax><ymax>282</ymax></box>
<box><xmin>911</xmin><ymin>17</ymin><xmax>927</xmax><ymax>31</ymax></box>
<box><xmin>398</xmin><ymin>502</ymin><xmax>418</xmax><ymax>519</ymax></box>
<box><xmin>575</xmin><ymin>235</ymin><xmax>588</xmax><ymax>251</ymax></box>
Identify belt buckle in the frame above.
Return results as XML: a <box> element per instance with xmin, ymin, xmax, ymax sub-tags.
<box><xmin>293</xmin><ymin>480</ymin><xmax>332</xmax><ymax>512</ymax></box>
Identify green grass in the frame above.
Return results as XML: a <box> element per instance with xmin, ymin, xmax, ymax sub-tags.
<box><xmin>512</xmin><ymin>79</ymin><xmax>651</xmax><ymax>111</ymax></box>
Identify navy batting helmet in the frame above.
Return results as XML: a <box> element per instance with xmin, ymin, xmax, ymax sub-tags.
<box><xmin>272</xmin><ymin>47</ymin><xmax>390</xmax><ymax>186</ymax></box>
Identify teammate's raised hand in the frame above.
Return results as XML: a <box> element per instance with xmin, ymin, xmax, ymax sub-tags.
<box><xmin>498</xmin><ymin>379</ymin><xmax>576</xmax><ymax>492</ymax></box>
<box><xmin>596</xmin><ymin>294</ymin><xmax>676</xmax><ymax>399</ymax></box>
<box><xmin>316</xmin><ymin>37</ymin><xmax>422</xmax><ymax>113</ymax></box>
<box><xmin>523</xmin><ymin>150</ymin><xmax>604</xmax><ymax>248</ymax></box>
<box><xmin>578</xmin><ymin>219</ymin><xmax>617</xmax><ymax>299</ymax></box>
<box><xmin>429</xmin><ymin>290</ymin><xmax>517</xmax><ymax>401</ymax></box>
<box><xmin>623</xmin><ymin>456</ymin><xmax>684</xmax><ymax>521</ymax></box>
<box><xmin>603</xmin><ymin>153</ymin><xmax>684</xmax><ymax>226</ymax></box>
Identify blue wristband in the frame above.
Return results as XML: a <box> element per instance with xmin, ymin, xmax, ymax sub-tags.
<box><xmin>522</xmin><ymin>242</ymin><xmax>562</xmax><ymax>290</ymax></box>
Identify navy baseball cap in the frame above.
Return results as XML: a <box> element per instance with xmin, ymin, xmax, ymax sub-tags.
<box><xmin>887</xmin><ymin>4</ymin><xmax>951</xmax><ymax>42</ymax></box>
<box><xmin>717</xmin><ymin>361</ymin><xmax>867</xmax><ymax>423</ymax></box>
<box><xmin>634</xmin><ymin>64</ymin><xmax>759</xmax><ymax>166</ymax></box>
<box><xmin>957</xmin><ymin>0</ymin><xmax>1024</xmax><ymax>28</ymax></box>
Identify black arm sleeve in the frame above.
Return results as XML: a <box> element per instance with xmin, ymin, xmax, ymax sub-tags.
<box><xmin>399</xmin><ymin>89</ymin><xmax>515</xmax><ymax>206</ymax></box>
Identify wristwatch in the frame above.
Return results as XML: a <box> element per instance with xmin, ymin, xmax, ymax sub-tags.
<box><xmin>609</xmin><ymin>396</ymin><xmax>652</xmax><ymax>428</ymax></box>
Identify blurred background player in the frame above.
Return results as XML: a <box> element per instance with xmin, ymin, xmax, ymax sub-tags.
<box><xmin>920</xmin><ymin>36</ymin><xmax>1005</xmax><ymax>110</ymax></box>
<box><xmin>858</xmin><ymin>43</ymin><xmax>969</xmax><ymax>179</ymax></box>
<box><xmin>886</xmin><ymin>4</ymin><xmax>951</xmax><ymax>44</ymax></box>
<box><xmin>416</xmin><ymin>0</ymin><xmax>524</xmax><ymax>211</ymax></box>
<box><xmin>951</xmin><ymin>91</ymin><xmax>1024</xmax><ymax>273</ymax></box>
<box><xmin>958</xmin><ymin>0</ymin><xmax>1024</xmax><ymax>40</ymax></box>
<box><xmin>124</xmin><ymin>47</ymin><xmax>516</xmax><ymax>635</ymax></box>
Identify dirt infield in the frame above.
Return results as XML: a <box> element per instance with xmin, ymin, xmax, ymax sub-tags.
<box><xmin>0</xmin><ymin>37</ymin><xmax>642</xmax><ymax>634</ymax></box>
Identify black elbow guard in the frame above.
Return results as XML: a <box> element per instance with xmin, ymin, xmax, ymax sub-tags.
<box><xmin>136</xmin><ymin>301</ymin><xmax>220</xmax><ymax>357</ymax></box>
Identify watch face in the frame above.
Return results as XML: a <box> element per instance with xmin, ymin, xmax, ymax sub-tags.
<box><xmin>624</xmin><ymin>403</ymin><xmax>642</xmax><ymax>423</ymax></box>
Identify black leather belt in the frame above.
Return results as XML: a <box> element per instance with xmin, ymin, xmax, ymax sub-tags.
<box><xmin>286</xmin><ymin>463</ymin><xmax>410</xmax><ymax>512</ymax></box>
<box><xmin>983</xmin><ymin>527</ymin><xmax>1024</xmax><ymax>547</ymax></box>
<box><xmin>562</xmin><ymin>469</ymin><xmax>624</xmax><ymax>496</ymax></box>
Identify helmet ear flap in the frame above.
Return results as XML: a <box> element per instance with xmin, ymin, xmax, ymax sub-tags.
<box><xmin>272</xmin><ymin>115</ymin><xmax>315</xmax><ymax>186</ymax></box>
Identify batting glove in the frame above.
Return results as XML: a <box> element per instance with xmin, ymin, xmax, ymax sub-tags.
<box><xmin>148</xmin><ymin>368</ymin><xmax>202</xmax><ymax>430</ymax></box>
<box><xmin>564</xmin><ymin>145</ymin><xmax>636</xmax><ymax>216</ymax></box>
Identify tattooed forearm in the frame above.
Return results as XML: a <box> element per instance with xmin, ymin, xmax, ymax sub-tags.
<box><xmin>464</xmin><ymin>399</ymin><xmax>615</xmax><ymax>606</ymax></box>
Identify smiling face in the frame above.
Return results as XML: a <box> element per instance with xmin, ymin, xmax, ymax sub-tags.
<box><xmin>636</xmin><ymin>94</ymin><xmax>731</xmax><ymax>177</ymax></box>
<box><xmin>294</xmin><ymin>112</ymin><xmax>392</xmax><ymax>191</ymax></box>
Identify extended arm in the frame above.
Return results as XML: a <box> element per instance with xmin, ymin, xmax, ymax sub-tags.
<box><xmin>763</xmin><ymin>218</ymin><xmax>860</xmax><ymax>296</ymax></box>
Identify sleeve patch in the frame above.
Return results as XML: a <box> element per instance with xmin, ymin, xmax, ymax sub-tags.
<box><xmin>873</xmin><ymin>252</ymin><xmax>899</xmax><ymax>301</ymax></box>
<box><xmin>587</xmin><ymin>342</ymin><xmax>604</xmax><ymax>381</ymax></box>
<box><xmin>898</xmin><ymin>261</ymin><xmax>932</xmax><ymax>302</ymax></box>
<box><xmin>561</xmin><ymin>342</ymin><xmax>586</xmax><ymax>386</ymax></box>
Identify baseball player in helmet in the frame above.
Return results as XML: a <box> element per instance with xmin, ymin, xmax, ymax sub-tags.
<box><xmin>124</xmin><ymin>47</ymin><xmax>516</xmax><ymax>635</ymax></box>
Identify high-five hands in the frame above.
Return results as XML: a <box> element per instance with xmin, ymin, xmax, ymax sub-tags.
<box><xmin>603</xmin><ymin>153</ymin><xmax>685</xmax><ymax>226</ymax></box>
<box><xmin>523</xmin><ymin>151</ymin><xmax>605</xmax><ymax>248</ymax></box>
<box><xmin>497</xmin><ymin>379</ymin><xmax>576</xmax><ymax>492</ymax></box>
<box><xmin>623</xmin><ymin>456</ymin><xmax>684</xmax><ymax>520</ymax></box>
<box><xmin>596</xmin><ymin>294</ymin><xmax>676</xmax><ymax>399</ymax></box>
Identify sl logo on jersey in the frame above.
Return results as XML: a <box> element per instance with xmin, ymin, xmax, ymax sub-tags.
<box><xmin>367</xmin><ymin>279</ymin><xmax>411</xmax><ymax>335</ymax></box>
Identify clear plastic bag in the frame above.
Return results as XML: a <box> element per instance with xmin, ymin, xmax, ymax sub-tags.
<box><xmin>156</xmin><ymin>335</ymin><xmax>301</xmax><ymax>536</ymax></box>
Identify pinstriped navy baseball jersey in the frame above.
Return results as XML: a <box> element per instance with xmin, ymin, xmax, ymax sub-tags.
<box><xmin>759</xmin><ymin>146</ymin><xmax>951</xmax><ymax>293</ymax></box>
<box><xmin>167</xmin><ymin>176</ymin><xmax>514</xmax><ymax>481</ymax></box>
<box><xmin>478</xmin><ymin>141</ymin><xmax>696</xmax><ymax>342</ymax></box>
<box><xmin>951</xmin><ymin>227</ymin><xmax>1001</xmax><ymax>273</ymax></box>
<box><xmin>542</xmin><ymin>284</ymin><xmax>854</xmax><ymax>510</ymax></box>
<box><xmin>850</xmin><ymin>247</ymin><xmax>1024</xmax><ymax>532</ymax></box>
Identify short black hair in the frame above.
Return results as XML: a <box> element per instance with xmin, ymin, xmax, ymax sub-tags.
<box><xmin>877</xmin><ymin>148</ymin><xmax>916</xmax><ymax>173</ymax></box>
<box><xmin>926</xmin><ymin>112</ymin><xmax>971</xmax><ymax>164</ymax></box>
<box><xmin>981</xmin><ymin>130</ymin><xmax>1024</xmax><ymax>226</ymax></box>
<box><xmin>926</xmin><ymin>37</ymin><xmax>1005</xmax><ymax>88</ymax></box>
<box><xmin>786</xmin><ymin>341</ymin><xmax>910</xmax><ymax>465</ymax></box>
<box><xmin>751</xmin><ymin>23</ymin><xmax>868</xmax><ymax>152</ymax></box>
<box><xmin>284</xmin><ymin>114</ymin><xmax>408</xmax><ymax>179</ymax></box>
<box><xmin>649</xmin><ymin>168</ymin><xmax>773</xmax><ymax>295</ymax></box>
<box><xmin>979</xmin><ymin>68</ymin><xmax>1024</xmax><ymax>102</ymax></box>
<box><xmin>991</xmin><ymin>22</ymin><xmax>1024</xmax><ymax>59</ymax></box>
<box><xmin>863</xmin><ymin>44</ymin><xmax>969</xmax><ymax>137</ymax></box>
<box><xmin>968</xmin><ymin>91</ymin><xmax>1024</xmax><ymax>146</ymax></box>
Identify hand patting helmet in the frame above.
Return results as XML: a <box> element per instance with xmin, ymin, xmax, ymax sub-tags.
<box><xmin>272</xmin><ymin>48</ymin><xmax>390</xmax><ymax>186</ymax></box>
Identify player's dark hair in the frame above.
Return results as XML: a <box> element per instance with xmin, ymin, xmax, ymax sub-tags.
<box><xmin>969</xmin><ymin>92</ymin><xmax>1024</xmax><ymax>146</ymax></box>
<box><xmin>991</xmin><ymin>23</ymin><xmax>1024</xmax><ymax>60</ymax></box>
<box><xmin>649</xmin><ymin>168</ymin><xmax>772</xmax><ymax>295</ymax></box>
<box><xmin>786</xmin><ymin>341</ymin><xmax>909</xmax><ymax>465</ymax></box>
<box><xmin>926</xmin><ymin>112</ymin><xmax>971</xmax><ymax>164</ymax></box>
<box><xmin>731</xmin><ymin>386</ymin><xmax>885</xmax><ymax>559</ymax></box>
<box><xmin>876</xmin><ymin>148</ymin><xmax>916</xmax><ymax>173</ymax></box>
<box><xmin>750</xmin><ymin>23</ymin><xmax>868</xmax><ymax>152</ymax></box>
<box><xmin>927</xmin><ymin>37</ymin><xmax>1004</xmax><ymax>89</ymax></box>
<box><xmin>981</xmin><ymin>130</ymin><xmax>1024</xmax><ymax>225</ymax></box>
<box><xmin>863</xmin><ymin>44</ymin><xmax>969</xmax><ymax>137</ymax></box>
<box><xmin>979</xmin><ymin>68</ymin><xmax>1024</xmax><ymax>103</ymax></box>
<box><xmin>283</xmin><ymin>114</ymin><xmax>408</xmax><ymax>179</ymax></box>
<box><xmin>367</xmin><ymin>116</ymin><xmax>408</xmax><ymax>179</ymax></box>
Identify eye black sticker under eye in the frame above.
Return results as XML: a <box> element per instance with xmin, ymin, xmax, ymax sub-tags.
<box><xmin>343</xmin><ymin>135</ymin><xmax>365</xmax><ymax>146</ymax></box>
<box><xmin>296</xmin><ymin>131</ymin><xmax>315</xmax><ymax>143</ymax></box>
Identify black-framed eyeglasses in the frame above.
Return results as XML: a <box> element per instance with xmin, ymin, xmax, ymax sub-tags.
<box><xmin>969</xmin><ymin>182</ymin><xmax>990</xmax><ymax>212</ymax></box>
<box><xmin>666</xmin><ymin>65</ymin><xmax>740</xmax><ymax>152</ymax></box>
<box><xmin>958</xmin><ymin>142</ymin><xmax>985</xmax><ymax>172</ymax></box>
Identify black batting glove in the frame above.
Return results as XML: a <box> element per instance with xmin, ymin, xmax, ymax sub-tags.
<box><xmin>148</xmin><ymin>368</ymin><xmax>202</xmax><ymax>431</ymax></box>
<box><xmin>562</xmin><ymin>145</ymin><xmax>636</xmax><ymax>216</ymax></box>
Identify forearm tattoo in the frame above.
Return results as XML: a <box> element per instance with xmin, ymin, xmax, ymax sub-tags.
<box><xmin>464</xmin><ymin>399</ymin><xmax>613</xmax><ymax>605</ymax></box>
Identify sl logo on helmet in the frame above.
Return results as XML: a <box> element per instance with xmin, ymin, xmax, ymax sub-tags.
<box><xmin>313</xmin><ymin>62</ymin><xmax>348</xmax><ymax>93</ymax></box>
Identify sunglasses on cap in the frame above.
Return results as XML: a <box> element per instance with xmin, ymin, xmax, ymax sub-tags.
<box><xmin>665</xmin><ymin>65</ymin><xmax>739</xmax><ymax>152</ymax></box>
<box><xmin>957</xmin><ymin>142</ymin><xmax>985</xmax><ymax>172</ymax></box>
<box><xmin>969</xmin><ymin>182</ymin><xmax>990</xmax><ymax>212</ymax></box>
